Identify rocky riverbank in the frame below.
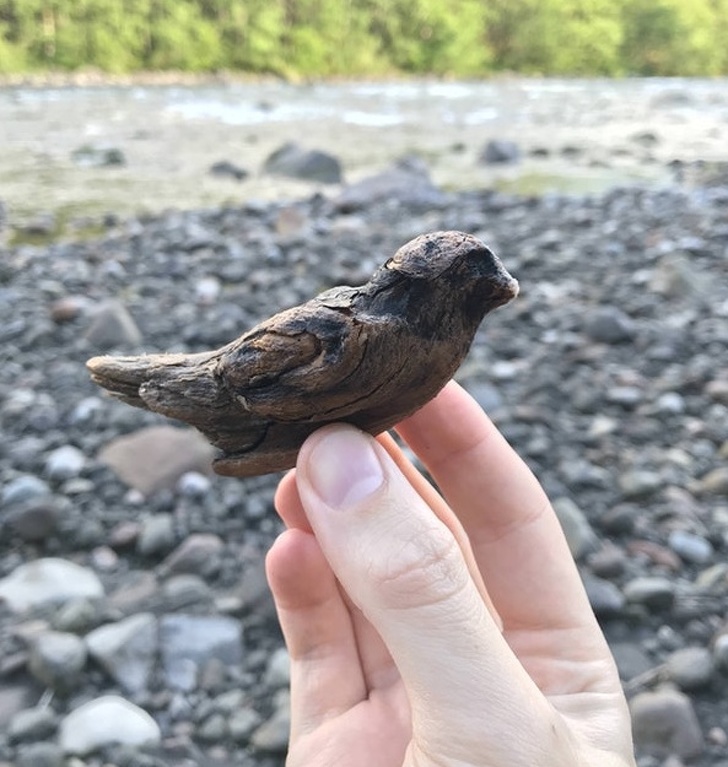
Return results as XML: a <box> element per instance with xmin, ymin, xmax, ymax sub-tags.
<box><xmin>1</xmin><ymin>158</ymin><xmax>728</xmax><ymax>766</ymax></box>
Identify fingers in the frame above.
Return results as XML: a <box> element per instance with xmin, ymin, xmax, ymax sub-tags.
<box><xmin>265</xmin><ymin>528</ymin><xmax>366</xmax><ymax>736</ymax></box>
<box><xmin>293</xmin><ymin>424</ymin><xmax>552</xmax><ymax>755</ymax></box>
<box><xmin>395</xmin><ymin>381</ymin><xmax>600</xmax><ymax>636</ymax></box>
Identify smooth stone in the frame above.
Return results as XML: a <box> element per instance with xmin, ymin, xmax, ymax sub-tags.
<box><xmin>85</xmin><ymin>613</ymin><xmax>158</xmax><ymax>694</ymax></box>
<box><xmin>698</xmin><ymin>467</ymin><xmax>728</xmax><ymax>495</ymax></box>
<box><xmin>479</xmin><ymin>139</ymin><xmax>520</xmax><ymax>164</ymax></box>
<box><xmin>209</xmin><ymin>160</ymin><xmax>249</xmax><ymax>181</ymax></box>
<box><xmin>159</xmin><ymin>614</ymin><xmax>243</xmax><ymax>691</ymax></box>
<box><xmin>610</xmin><ymin>642</ymin><xmax>655</xmax><ymax>680</ymax></box>
<box><xmin>194</xmin><ymin>276</ymin><xmax>222</xmax><ymax>306</ymax></box>
<box><xmin>229</xmin><ymin>707</ymin><xmax>262</xmax><ymax>743</ymax></box>
<box><xmin>2</xmin><ymin>475</ymin><xmax>51</xmax><ymax>506</ymax></box>
<box><xmin>8</xmin><ymin>707</ymin><xmax>58</xmax><ymax>743</ymax></box>
<box><xmin>160</xmin><ymin>574</ymin><xmax>212</xmax><ymax>610</ymax></box>
<box><xmin>44</xmin><ymin>445</ymin><xmax>85</xmax><ymax>480</ymax></box>
<box><xmin>136</xmin><ymin>513</ymin><xmax>176</xmax><ymax>556</ymax></box>
<box><xmin>71</xmin><ymin>144</ymin><xmax>125</xmax><ymax>167</ymax></box>
<box><xmin>196</xmin><ymin>712</ymin><xmax>228</xmax><ymax>742</ymax></box>
<box><xmin>714</xmin><ymin>634</ymin><xmax>728</xmax><ymax>671</ymax></box>
<box><xmin>582</xmin><ymin>574</ymin><xmax>625</xmax><ymax>617</ymax></box>
<box><xmin>98</xmin><ymin>425</ymin><xmax>215</xmax><ymax>495</ymax></box>
<box><xmin>59</xmin><ymin>696</ymin><xmax>161</xmax><ymax>755</ymax></box>
<box><xmin>630</xmin><ymin>689</ymin><xmax>703</xmax><ymax>759</ymax></box>
<box><xmin>586</xmin><ymin>306</ymin><xmax>636</xmax><ymax>343</ymax></box>
<box><xmin>619</xmin><ymin>470</ymin><xmax>663</xmax><ymax>500</ymax></box>
<box><xmin>552</xmin><ymin>497</ymin><xmax>599</xmax><ymax>559</ymax></box>
<box><xmin>666</xmin><ymin>647</ymin><xmax>714</xmax><ymax>690</ymax></box>
<box><xmin>5</xmin><ymin>496</ymin><xmax>62</xmax><ymax>541</ymax></box>
<box><xmin>84</xmin><ymin>300</ymin><xmax>141</xmax><ymax>349</ymax></box>
<box><xmin>264</xmin><ymin>647</ymin><xmax>291</xmax><ymax>688</ymax></box>
<box><xmin>250</xmin><ymin>699</ymin><xmax>290</xmax><ymax>753</ymax></box>
<box><xmin>50</xmin><ymin>597</ymin><xmax>100</xmax><ymax>634</ymax></box>
<box><xmin>14</xmin><ymin>742</ymin><xmax>63</xmax><ymax>767</ymax></box>
<box><xmin>28</xmin><ymin>631</ymin><xmax>87</xmax><ymax>691</ymax></box>
<box><xmin>159</xmin><ymin>533</ymin><xmax>224</xmax><ymax>577</ymax></box>
<box><xmin>668</xmin><ymin>530</ymin><xmax>714</xmax><ymax>564</ymax></box>
<box><xmin>263</xmin><ymin>142</ymin><xmax>342</xmax><ymax>184</ymax></box>
<box><xmin>623</xmin><ymin>577</ymin><xmax>676</xmax><ymax>611</ymax></box>
<box><xmin>176</xmin><ymin>470</ymin><xmax>212</xmax><ymax>497</ymax></box>
<box><xmin>0</xmin><ymin>685</ymin><xmax>38</xmax><ymax>729</ymax></box>
<box><xmin>0</xmin><ymin>558</ymin><xmax>104</xmax><ymax>613</ymax></box>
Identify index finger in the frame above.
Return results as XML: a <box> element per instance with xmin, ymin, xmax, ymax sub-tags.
<box><xmin>395</xmin><ymin>381</ymin><xmax>596</xmax><ymax>635</ymax></box>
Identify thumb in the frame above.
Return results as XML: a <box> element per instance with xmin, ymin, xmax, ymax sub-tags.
<box><xmin>295</xmin><ymin>425</ymin><xmax>550</xmax><ymax>759</ymax></box>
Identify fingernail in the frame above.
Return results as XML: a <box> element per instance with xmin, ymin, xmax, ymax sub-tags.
<box><xmin>306</xmin><ymin>427</ymin><xmax>384</xmax><ymax>508</ymax></box>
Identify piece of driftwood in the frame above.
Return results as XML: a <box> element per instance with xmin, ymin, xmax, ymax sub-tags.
<box><xmin>87</xmin><ymin>231</ymin><xmax>518</xmax><ymax>477</ymax></box>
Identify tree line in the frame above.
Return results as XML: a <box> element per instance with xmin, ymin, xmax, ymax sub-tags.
<box><xmin>1</xmin><ymin>0</ymin><xmax>727</xmax><ymax>78</ymax></box>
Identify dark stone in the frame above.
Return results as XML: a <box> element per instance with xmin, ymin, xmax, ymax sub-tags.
<box><xmin>479</xmin><ymin>139</ymin><xmax>520</xmax><ymax>165</ymax></box>
<box><xmin>209</xmin><ymin>161</ymin><xmax>249</xmax><ymax>181</ymax></box>
<box><xmin>263</xmin><ymin>142</ymin><xmax>342</xmax><ymax>184</ymax></box>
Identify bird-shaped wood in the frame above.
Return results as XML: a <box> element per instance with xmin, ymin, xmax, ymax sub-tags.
<box><xmin>87</xmin><ymin>231</ymin><xmax>518</xmax><ymax>477</ymax></box>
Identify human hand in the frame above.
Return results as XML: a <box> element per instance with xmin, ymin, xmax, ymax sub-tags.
<box><xmin>266</xmin><ymin>381</ymin><xmax>636</xmax><ymax>766</ymax></box>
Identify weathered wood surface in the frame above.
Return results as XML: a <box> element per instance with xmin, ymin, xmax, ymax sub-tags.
<box><xmin>87</xmin><ymin>231</ymin><xmax>518</xmax><ymax>477</ymax></box>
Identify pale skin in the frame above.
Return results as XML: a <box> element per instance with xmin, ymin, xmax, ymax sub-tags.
<box><xmin>266</xmin><ymin>381</ymin><xmax>636</xmax><ymax>767</ymax></box>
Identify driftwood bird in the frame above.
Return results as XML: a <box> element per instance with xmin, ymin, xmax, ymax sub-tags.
<box><xmin>87</xmin><ymin>231</ymin><xmax>518</xmax><ymax>477</ymax></box>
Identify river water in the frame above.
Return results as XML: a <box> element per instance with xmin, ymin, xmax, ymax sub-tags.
<box><xmin>2</xmin><ymin>77</ymin><xmax>727</xmax><ymax>224</ymax></box>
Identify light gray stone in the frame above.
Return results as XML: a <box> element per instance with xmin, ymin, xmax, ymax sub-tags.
<box><xmin>28</xmin><ymin>631</ymin><xmax>87</xmax><ymax>691</ymax></box>
<box><xmin>250</xmin><ymin>699</ymin><xmax>290</xmax><ymax>753</ymax></box>
<box><xmin>136</xmin><ymin>513</ymin><xmax>176</xmax><ymax>556</ymax></box>
<box><xmin>668</xmin><ymin>530</ymin><xmax>714</xmax><ymax>564</ymax></box>
<box><xmin>619</xmin><ymin>470</ymin><xmax>663</xmax><ymax>500</ymax></box>
<box><xmin>8</xmin><ymin>707</ymin><xmax>58</xmax><ymax>743</ymax></box>
<box><xmin>59</xmin><ymin>696</ymin><xmax>160</xmax><ymax>755</ymax></box>
<box><xmin>159</xmin><ymin>533</ymin><xmax>224</xmax><ymax>576</ymax></box>
<box><xmin>623</xmin><ymin>577</ymin><xmax>676</xmax><ymax>611</ymax></box>
<box><xmin>0</xmin><ymin>558</ymin><xmax>104</xmax><ymax>613</ymax></box>
<box><xmin>2</xmin><ymin>475</ymin><xmax>50</xmax><ymax>506</ymax></box>
<box><xmin>666</xmin><ymin>647</ymin><xmax>714</xmax><ymax>690</ymax></box>
<box><xmin>15</xmin><ymin>742</ymin><xmax>63</xmax><ymax>767</ymax></box>
<box><xmin>586</xmin><ymin>306</ymin><xmax>636</xmax><ymax>343</ymax></box>
<box><xmin>159</xmin><ymin>614</ymin><xmax>243</xmax><ymax>691</ymax></box>
<box><xmin>264</xmin><ymin>647</ymin><xmax>291</xmax><ymax>688</ymax></box>
<box><xmin>630</xmin><ymin>688</ymin><xmax>703</xmax><ymax>759</ymax></box>
<box><xmin>552</xmin><ymin>497</ymin><xmax>599</xmax><ymax>559</ymax></box>
<box><xmin>84</xmin><ymin>300</ymin><xmax>141</xmax><ymax>349</ymax></box>
<box><xmin>44</xmin><ymin>445</ymin><xmax>85</xmax><ymax>480</ymax></box>
<box><xmin>85</xmin><ymin>613</ymin><xmax>158</xmax><ymax>694</ymax></box>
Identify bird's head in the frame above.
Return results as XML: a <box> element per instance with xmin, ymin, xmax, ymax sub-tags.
<box><xmin>382</xmin><ymin>231</ymin><xmax>519</xmax><ymax>326</ymax></box>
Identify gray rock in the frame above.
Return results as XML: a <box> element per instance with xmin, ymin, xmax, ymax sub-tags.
<box><xmin>335</xmin><ymin>158</ymin><xmax>446</xmax><ymax>212</ymax></box>
<box><xmin>197</xmin><ymin>712</ymin><xmax>229</xmax><ymax>741</ymax></box>
<box><xmin>698</xmin><ymin>467</ymin><xmax>728</xmax><ymax>495</ymax></box>
<box><xmin>136</xmin><ymin>513</ymin><xmax>176</xmax><ymax>556</ymax></box>
<box><xmin>159</xmin><ymin>533</ymin><xmax>224</xmax><ymax>577</ymax></box>
<box><xmin>2</xmin><ymin>475</ymin><xmax>50</xmax><ymax>506</ymax></box>
<box><xmin>668</xmin><ymin>530</ymin><xmax>714</xmax><ymax>564</ymax></box>
<box><xmin>666</xmin><ymin>647</ymin><xmax>714</xmax><ymax>690</ymax></box>
<box><xmin>552</xmin><ymin>497</ymin><xmax>599</xmax><ymax>559</ymax></box>
<box><xmin>0</xmin><ymin>558</ymin><xmax>104</xmax><ymax>613</ymax></box>
<box><xmin>209</xmin><ymin>160</ymin><xmax>249</xmax><ymax>181</ymax></box>
<box><xmin>98</xmin><ymin>425</ymin><xmax>215</xmax><ymax>495</ymax></box>
<box><xmin>0</xmin><ymin>685</ymin><xmax>38</xmax><ymax>730</ymax></box>
<box><xmin>479</xmin><ymin>139</ymin><xmax>520</xmax><ymax>164</ymax></box>
<box><xmin>28</xmin><ymin>631</ymin><xmax>87</xmax><ymax>691</ymax></box>
<box><xmin>619</xmin><ymin>470</ymin><xmax>663</xmax><ymax>500</ymax></box>
<box><xmin>264</xmin><ymin>646</ymin><xmax>291</xmax><ymax>688</ymax></box>
<box><xmin>586</xmin><ymin>306</ymin><xmax>636</xmax><ymax>343</ymax></box>
<box><xmin>229</xmin><ymin>707</ymin><xmax>263</xmax><ymax>743</ymax></box>
<box><xmin>630</xmin><ymin>688</ymin><xmax>703</xmax><ymax>759</ymax></box>
<box><xmin>5</xmin><ymin>496</ymin><xmax>61</xmax><ymax>541</ymax></box>
<box><xmin>623</xmin><ymin>577</ymin><xmax>676</xmax><ymax>611</ymax></box>
<box><xmin>176</xmin><ymin>470</ymin><xmax>212</xmax><ymax>497</ymax></box>
<box><xmin>160</xmin><ymin>574</ymin><xmax>212</xmax><ymax>610</ymax></box>
<box><xmin>250</xmin><ymin>697</ymin><xmax>290</xmax><ymax>753</ymax></box>
<box><xmin>15</xmin><ymin>742</ymin><xmax>64</xmax><ymax>767</ymax></box>
<box><xmin>50</xmin><ymin>597</ymin><xmax>100</xmax><ymax>634</ymax></box>
<box><xmin>8</xmin><ymin>707</ymin><xmax>58</xmax><ymax>743</ymax></box>
<box><xmin>610</xmin><ymin>642</ymin><xmax>655</xmax><ymax>680</ymax></box>
<box><xmin>84</xmin><ymin>300</ymin><xmax>141</xmax><ymax>349</ymax></box>
<box><xmin>263</xmin><ymin>142</ymin><xmax>342</xmax><ymax>184</ymax></box>
<box><xmin>159</xmin><ymin>614</ymin><xmax>243</xmax><ymax>691</ymax></box>
<box><xmin>713</xmin><ymin>634</ymin><xmax>728</xmax><ymax>671</ymax></box>
<box><xmin>44</xmin><ymin>445</ymin><xmax>85</xmax><ymax>480</ymax></box>
<box><xmin>85</xmin><ymin>613</ymin><xmax>158</xmax><ymax>694</ymax></box>
<box><xmin>59</xmin><ymin>696</ymin><xmax>160</xmax><ymax>755</ymax></box>
<box><xmin>582</xmin><ymin>574</ymin><xmax>625</xmax><ymax>617</ymax></box>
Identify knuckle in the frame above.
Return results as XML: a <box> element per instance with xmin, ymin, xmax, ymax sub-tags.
<box><xmin>367</xmin><ymin>521</ymin><xmax>469</xmax><ymax>611</ymax></box>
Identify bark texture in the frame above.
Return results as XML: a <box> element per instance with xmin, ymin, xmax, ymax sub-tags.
<box><xmin>87</xmin><ymin>231</ymin><xmax>518</xmax><ymax>476</ymax></box>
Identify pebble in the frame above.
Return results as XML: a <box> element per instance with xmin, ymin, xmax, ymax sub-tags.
<box><xmin>264</xmin><ymin>646</ymin><xmax>291</xmax><ymax>688</ymax></box>
<box><xmin>136</xmin><ymin>513</ymin><xmax>176</xmax><ymax>556</ymax></box>
<box><xmin>585</xmin><ymin>306</ymin><xmax>636</xmax><ymax>343</ymax></box>
<box><xmin>84</xmin><ymin>300</ymin><xmax>141</xmax><ymax>349</ymax></box>
<box><xmin>713</xmin><ymin>633</ymin><xmax>728</xmax><ymax>671</ymax></box>
<box><xmin>44</xmin><ymin>445</ymin><xmax>85</xmax><ymax>480</ymax></box>
<box><xmin>2</xmin><ymin>475</ymin><xmax>50</xmax><ymax>506</ymax></box>
<box><xmin>552</xmin><ymin>497</ymin><xmax>599</xmax><ymax>559</ymax></box>
<box><xmin>623</xmin><ymin>577</ymin><xmax>676</xmax><ymax>611</ymax></box>
<box><xmin>582</xmin><ymin>574</ymin><xmax>625</xmax><ymax>617</ymax></box>
<box><xmin>0</xmin><ymin>558</ymin><xmax>104</xmax><ymax>613</ymax></box>
<box><xmin>668</xmin><ymin>530</ymin><xmax>714</xmax><ymax>564</ymax></box>
<box><xmin>698</xmin><ymin>467</ymin><xmax>728</xmax><ymax>496</ymax></box>
<box><xmin>14</xmin><ymin>742</ymin><xmax>64</xmax><ymax>767</ymax></box>
<box><xmin>619</xmin><ymin>470</ymin><xmax>663</xmax><ymax>500</ymax></box>
<box><xmin>176</xmin><ymin>470</ymin><xmax>212</xmax><ymax>497</ymax></box>
<box><xmin>159</xmin><ymin>533</ymin><xmax>224</xmax><ymax>577</ymax></box>
<box><xmin>8</xmin><ymin>707</ymin><xmax>58</xmax><ymax>743</ymax></box>
<box><xmin>98</xmin><ymin>425</ymin><xmax>216</xmax><ymax>495</ymax></box>
<box><xmin>250</xmin><ymin>696</ymin><xmax>290</xmax><ymax>753</ymax></box>
<box><xmin>28</xmin><ymin>631</ymin><xmax>87</xmax><ymax>691</ymax></box>
<box><xmin>5</xmin><ymin>496</ymin><xmax>62</xmax><ymax>541</ymax></box>
<box><xmin>58</xmin><ymin>696</ymin><xmax>161</xmax><ymax>755</ymax></box>
<box><xmin>85</xmin><ymin>612</ymin><xmax>158</xmax><ymax>694</ymax></box>
<box><xmin>666</xmin><ymin>646</ymin><xmax>714</xmax><ymax>690</ymax></box>
<box><xmin>159</xmin><ymin>614</ymin><xmax>243</xmax><ymax>691</ymax></box>
<box><xmin>630</xmin><ymin>688</ymin><xmax>704</xmax><ymax>759</ymax></box>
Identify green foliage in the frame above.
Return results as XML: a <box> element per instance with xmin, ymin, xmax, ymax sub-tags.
<box><xmin>0</xmin><ymin>0</ymin><xmax>726</xmax><ymax>77</ymax></box>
